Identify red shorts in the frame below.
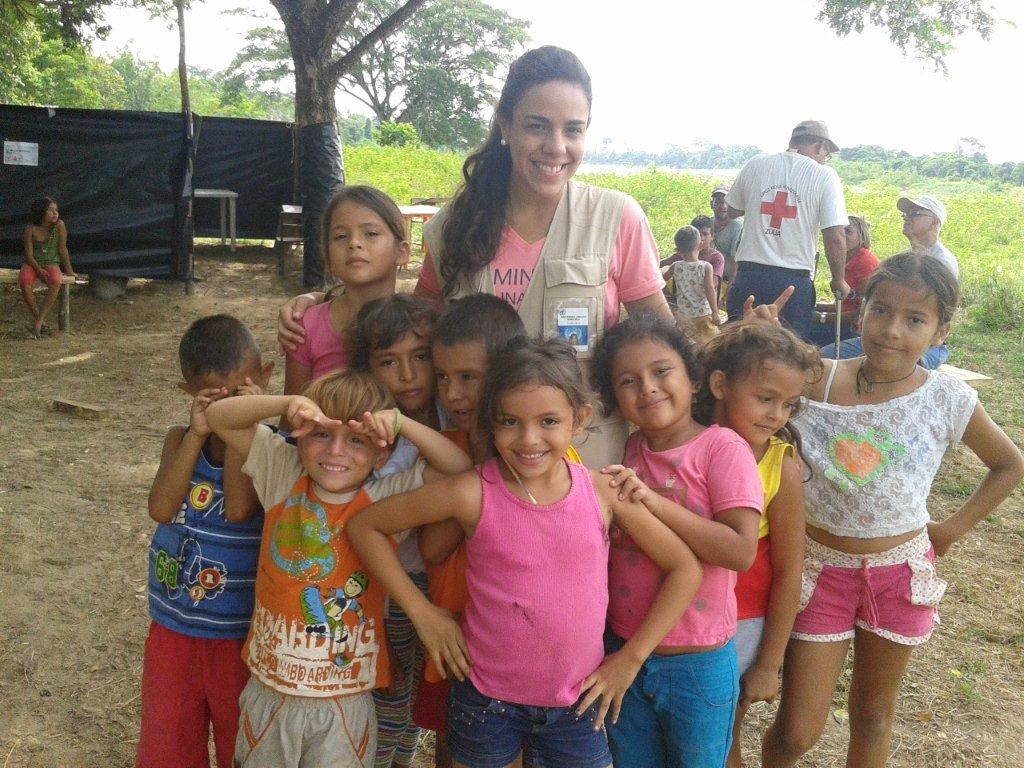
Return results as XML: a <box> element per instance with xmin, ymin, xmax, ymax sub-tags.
<box><xmin>19</xmin><ymin>264</ymin><xmax>63</xmax><ymax>289</ymax></box>
<box><xmin>791</xmin><ymin>530</ymin><xmax>945</xmax><ymax>646</ymax></box>
<box><xmin>412</xmin><ymin>677</ymin><xmax>450</xmax><ymax>733</ymax></box>
<box><xmin>136</xmin><ymin>621</ymin><xmax>250</xmax><ymax>768</ymax></box>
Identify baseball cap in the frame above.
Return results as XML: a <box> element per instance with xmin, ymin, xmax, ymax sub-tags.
<box><xmin>897</xmin><ymin>194</ymin><xmax>947</xmax><ymax>226</ymax></box>
<box><xmin>790</xmin><ymin>120</ymin><xmax>839</xmax><ymax>154</ymax></box>
<box><xmin>711</xmin><ymin>184</ymin><xmax>730</xmax><ymax>197</ymax></box>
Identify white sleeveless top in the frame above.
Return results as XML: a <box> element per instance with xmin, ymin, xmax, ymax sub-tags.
<box><xmin>792</xmin><ymin>364</ymin><xmax>977</xmax><ymax>538</ymax></box>
<box><xmin>672</xmin><ymin>260</ymin><xmax>712</xmax><ymax>317</ymax></box>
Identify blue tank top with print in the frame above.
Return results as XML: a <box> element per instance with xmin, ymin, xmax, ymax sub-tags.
<box><xmin>148</xmin><ymin>440</ymin><xmax>263</xmax><ymax>638</ymax></box>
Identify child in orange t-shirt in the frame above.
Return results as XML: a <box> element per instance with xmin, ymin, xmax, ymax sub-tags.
<box><xmin>205</xmin><ymin>372</ymin><xmax>471</xmax><ymax>767</ymax></box>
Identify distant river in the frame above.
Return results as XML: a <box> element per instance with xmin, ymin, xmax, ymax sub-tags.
<box><xmin>579</xmin><ymin>163</ymin><xmax>740</xmax><ymax>177</ymax></box>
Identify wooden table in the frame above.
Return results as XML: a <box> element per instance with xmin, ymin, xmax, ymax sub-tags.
<box><xmin>194</xmin><ymin>188</ymin><xmax>238</xmax><ymax>251</ymax></box>
<box><xmin>398</xmin><ymin>204</ymin><xmax>439</xmax><ymax>253</ymax></box>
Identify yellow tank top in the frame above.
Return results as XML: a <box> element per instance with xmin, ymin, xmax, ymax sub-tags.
<box><xmin>756</xmin><ymin>437</ymin><xmax>794</xmax><ymax>539</ymax></box>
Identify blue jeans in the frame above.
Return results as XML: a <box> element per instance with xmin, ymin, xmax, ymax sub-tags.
<box><xmin>805</xmin><ymin>319</ymin><xmax>858</xmax><ymax>348</ymax></box>
<box><xmin>446</xmin><ymin>676</ymin><xmax>611</xmax><ymax>768</ymax></box>
<box><xmin>819</xmin><ymin>337</ymin><xmax>950</xmax><ymax>370</ymax></box>
<box><xmin>605</xmin><ymin>635</ymin><xmax>739</xmax><ymax>768</ymax></box>
<box><xmin>726</xmin><ymin>262</ymin><xmax>814</xmax><ymax>341</ymax></box>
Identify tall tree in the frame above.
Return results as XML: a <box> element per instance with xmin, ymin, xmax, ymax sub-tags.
<box><xmin>818</xmin><ymin>0</ymin><xmax>996</xmax><ymax>70</ymax></box>
<box><xmin>268</xmin><ymin>0</ymin><xmax>428</xmax><ymax>287</ymax></box>
<box><xmin>337</xmin><ymin>0</ymin><xmax>527</xmax><ymax>149</ymax></box>
<box><xmin>232</xmin><ymin>0</ymin><xmax>528</xmax><ymax>150</ymax></box>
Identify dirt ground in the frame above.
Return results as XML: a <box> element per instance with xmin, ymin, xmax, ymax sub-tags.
<box><xmin>1</xmin><ymin>245</ymin><xmax>1022</xmax><ymax>767</ymax></box>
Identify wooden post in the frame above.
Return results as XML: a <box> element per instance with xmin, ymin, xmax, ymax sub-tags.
<box><xmin>177</xmin><ymin>0</ymin><xmax>196</xmax><ymax>295</ymax></box>
<box><xmin>59</xmin><ymin>283</ymin><xmax>70</xmax><ymax>331</ymax></box>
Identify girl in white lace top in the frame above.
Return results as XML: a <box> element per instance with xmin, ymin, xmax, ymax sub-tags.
<box><xmin>762</xmin><ymin>252</ymin><xmax>1024</xmax><ymax>768</ymax></box>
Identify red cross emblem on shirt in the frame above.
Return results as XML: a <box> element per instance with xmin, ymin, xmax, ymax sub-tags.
<box><xmin>760</xmin><ymin>191</ymin><xmax>798</xmax><ymax>229</ymax></box>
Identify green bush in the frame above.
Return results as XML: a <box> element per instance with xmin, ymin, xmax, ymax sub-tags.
<box><xmin>344</xmin><ymin>144</ymin><xmax>463</xmax><ymax>206</ymax></box>
<box><xmin>373</xmin><ymin>121</ymin><xmax>421</xmax><ymax>148</ymax></box>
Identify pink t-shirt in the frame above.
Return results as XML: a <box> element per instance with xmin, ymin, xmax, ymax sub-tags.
<box><xmin>609</xmin><ymin>426</ymin><xmax>763</xmax><ymax>647</ymax></box>
<box><xmin>289</xmin><ymin>300</ymin><xmax>350</xmax><ymax>379</ymax></box>
<box><xmin>417</xmin><ymin>197</ymin><xmax>663</xmax><ymax>328</ymax></box>
<box><xmin>701</xmin><ymin>248</ymin><xmax>725</xmax><ymax>280</ymax></box>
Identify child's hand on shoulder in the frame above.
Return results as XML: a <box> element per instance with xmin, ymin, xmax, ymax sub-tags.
<box><xmin>189</xmin><ymin>387</ymin><xmax>228</xmax><ymax>437</ymax></box>
<box><xmin>740</xmin><ymin>663</ymin><xmax>780</xmax><ymax>707</ymax></box>
<box><xmin>347</xmin><ymin>409</ymin><xmax>400</xmax><ymax>449</ymax></box>
<box><xmin>411</xmin><ymin>604</ymin><xmax>471</xmax><ymax>682</ymax></box>
<box><xmin>286</xmin><ymin>396</ymin><xmax>329</xmax><ymax>437</ymax></box>
<box><xmin>602</xmin><ymin>465</ymin><xmax>652</xmax><ymax>505</ymax></box>
<box><xmin>578</xmin><ymin>649</ymin><xmax>643</xmax><ymax>731</ymax></box>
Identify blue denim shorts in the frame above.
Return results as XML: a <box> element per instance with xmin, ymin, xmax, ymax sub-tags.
<box><xmin>605</xmin><ymin>633</ymin><xmax>739</xmax><ymax>768</ymax></box>
<box><xmin>445</xmin><ymin>676</ymin><xmax>612</xmax><ymax>768</ymax></box>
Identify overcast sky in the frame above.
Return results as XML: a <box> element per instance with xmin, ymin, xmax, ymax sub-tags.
<box><xmin>95</xmin><ymin>0</ymin><xmax>1024</xmax><ymax>162</ymax></box>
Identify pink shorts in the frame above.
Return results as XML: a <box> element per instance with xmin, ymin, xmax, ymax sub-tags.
<box><xmin>791</xmin><ymin>530</ymin><xmax>945</xmax><ymax>646</ymax></box>
<box><xmin>19</xmin><ymin>263</ymin><xmax>63</xmax><ymax>289</ymax></box>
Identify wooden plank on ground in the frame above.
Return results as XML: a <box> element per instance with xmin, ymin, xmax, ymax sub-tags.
<box><xmin>49</xmin><ymin>399</ymin><xmax>108</xmax><ymax>420</ymax></box>
<box><xmin>938</xmin><ymin>363</ymin><xmax>993</xmax><ymax>388</ymax></box>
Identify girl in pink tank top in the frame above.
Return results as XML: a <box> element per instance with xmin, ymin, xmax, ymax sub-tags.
<box><xmin>349</xmin><ymin>337</ymin><xmax>700</xmax><ymax>768</ymax></box>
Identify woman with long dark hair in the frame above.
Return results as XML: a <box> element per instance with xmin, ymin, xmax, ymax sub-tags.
<box><xmin>280</xmin><ymin>46</ymin><xmax>672</xmax><ymax>466</ymax></box>
<box><xmin>20</xmin><ymin>196</ymin><xmax>74</xmax><ymax>338</ymax></box>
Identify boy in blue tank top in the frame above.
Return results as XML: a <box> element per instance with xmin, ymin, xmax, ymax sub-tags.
<box><xmin>137</xmin><ymin>315</ymin><xmax>274</xmax><ymax>768</ymax></box>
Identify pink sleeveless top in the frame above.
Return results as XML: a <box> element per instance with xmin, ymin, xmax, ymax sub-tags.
<box><xmin>464</xmin><ymin>458</ymin><xmax>609</xmax><ymax>707</ymax></box>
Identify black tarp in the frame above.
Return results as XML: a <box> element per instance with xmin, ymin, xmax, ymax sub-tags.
<box><xmin>1</xmin><ymin>106</ymin><xmax>296</xmax><ymax>279</ymax></box>
<box><xmin>0</xmin><ymin>105</ymin><xmax>190</xmax><ymax>278</ymax></box>
<box><xmin>193</xmin><ymin>115</ymin><xmax>294</xmax><ymax>240</ymax></box>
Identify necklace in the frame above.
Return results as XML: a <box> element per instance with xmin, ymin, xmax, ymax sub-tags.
<box><xmin>503</xmin><ymin>459</ymin><xmax>538</xmax><ymax>505</ymax></box>
<box><xmin>856</xmin><ymin>360</ymin><xmax>918</xmax><ymax>395</ymax></box>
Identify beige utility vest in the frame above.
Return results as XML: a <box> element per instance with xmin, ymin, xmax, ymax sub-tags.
<box><xmin>423</xmin><ymin>181</ymin><xmax>631</xmax><ymax>467</ymax></box>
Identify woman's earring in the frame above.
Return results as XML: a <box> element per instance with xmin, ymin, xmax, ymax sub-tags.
<box><xmin>500</xmin><ymin>138</ymin><xmax>507</xmax><ymax>146</ymax></box>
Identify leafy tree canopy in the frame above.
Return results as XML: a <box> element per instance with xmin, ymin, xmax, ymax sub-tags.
<box><xmin>231</xmin><ymin>0</ymin><xmax>528</xmax><ymax>149</ymax></box>
<box><xmin>818</xmin><ymin>0</ymin><xmax>996</xmax><ymax>70</ymax></box>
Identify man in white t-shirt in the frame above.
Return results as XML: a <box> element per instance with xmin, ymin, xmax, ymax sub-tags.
<box><xmin>725</xmin><ymin>120</ymin><xmax>849</xmax><ymax>339</ymax></box>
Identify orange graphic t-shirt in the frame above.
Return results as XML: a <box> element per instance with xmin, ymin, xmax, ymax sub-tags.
<box><xmin>242</xmin><ymin>425</ymin><xmax>423</xmax><ymax>697</ymax></box>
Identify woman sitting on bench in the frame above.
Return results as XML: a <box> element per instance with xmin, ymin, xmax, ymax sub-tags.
<box><xmin>21</xmin><ymin>196</ymin><xmax>75</xmax><ymax>338</ymax></box>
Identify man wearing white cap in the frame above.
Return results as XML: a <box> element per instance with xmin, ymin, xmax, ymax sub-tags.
<box><xmin>898</xmin><ymin>194</ymin><xmax>959</xmax><ymax>279</ymax></box>
<box><xmin>724</xmin><ymin>120</ymin><xmax>850</xmax><ymax>339</ymax></box>
<box><xmin>821</xmin><ymin>193</ymin><xmax>958</xmax><ymax>368</ymax></box>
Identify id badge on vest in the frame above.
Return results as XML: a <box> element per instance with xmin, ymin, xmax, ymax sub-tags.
<box><xmin>540</xmin><ymin>258</ymin><xmax>605</xmax><ymax>361</ymax></box>
<box><xmin>546</xmin><ymin>298</ymin><xmax>599</xmax><ymax>359</ymax></box>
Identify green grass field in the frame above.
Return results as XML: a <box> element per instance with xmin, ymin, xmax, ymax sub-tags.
<box><xmin>345</xmin><ymin>145</ymin><xmax>1024</xmax><ymax>338</ymax></box>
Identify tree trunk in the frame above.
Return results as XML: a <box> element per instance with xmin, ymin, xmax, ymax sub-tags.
<box><xmin>290</xmin><ymin>35</ymin><xmax>344</xmax><ymax>287</ymax></box>
<box><xmin>271</xmin><ymin>0</ymin><xmax>429</xmax><ymax>287</ymax></box>
<box><xmin>176</xmin><ymin>0</ymin><xmax>195</xmax><ymax>288</ymax></box>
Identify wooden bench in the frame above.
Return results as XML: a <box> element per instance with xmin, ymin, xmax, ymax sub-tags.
<box><xmin>0</xmin><ymin>268</ymin><xmax>77</xmax><ymax>331</ymax></box>
<box><xmin>938</xmin><ymin>363</ymin><xmax>993</xmax><ymax>388</ymax></box>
